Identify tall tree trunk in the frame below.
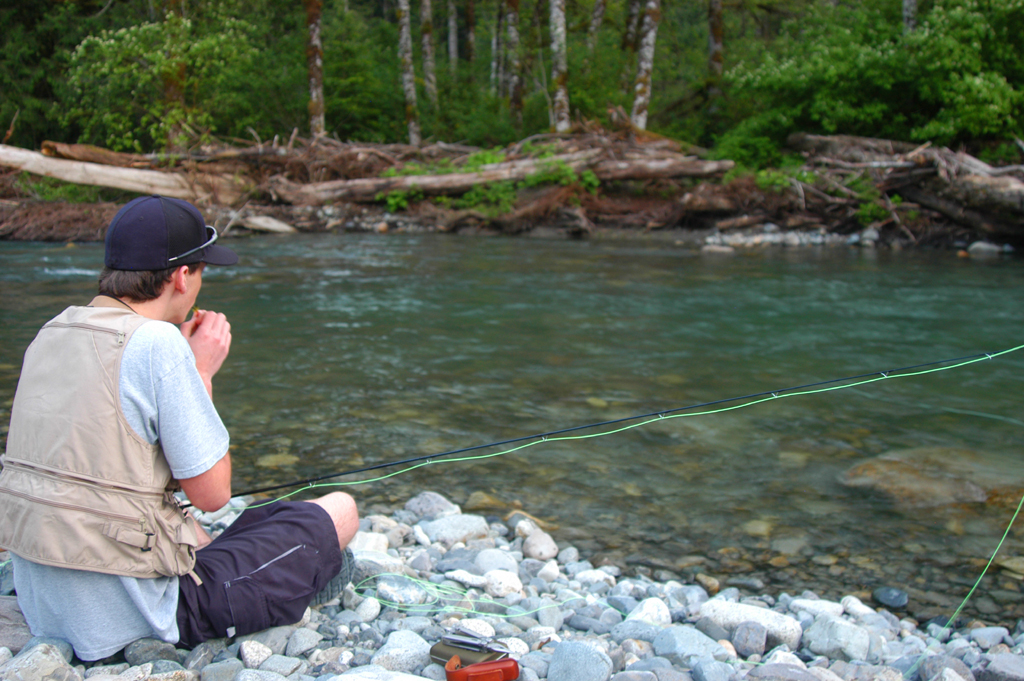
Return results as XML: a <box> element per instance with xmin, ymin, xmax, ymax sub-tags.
<box><xmin>421</xmin><ymin>0</ymin><xmax>439</xmax><ymax>105</ymax></box>
<box><xmin>491</xmin><ymin>1</ymin><xmax>505</xmax><ymax>95</ymax></box>
<box><xmin>707</xmin><ymin>0</ymin><xmax>723</xmax><ymax>80</ymax></box>
<box><xmin>621</xmin><ymin>0</ymin><xmax>642</xmax><ymax>51</ymax></box>
<box><xmin>903</xmin><ymin>0</ymin><xmax>916</xmax><ymax>32</ymax></box>
<box><xmin>397</xmin><ymin>0</ymin><xmax>422</xmax><ymax>145</ymax></box>
<box><xmin>550</xmin><ymin>0</ymin><xmax>570</xmax><ymax>132</ymax></box>
<box><xmin>587</xmin><ymin>0</ymin><xmax>605</xmax><ymax>52</ymax></box>
<box><xmin>448</xmin><ymin>0</ymin><xmax>459</xmax><ymax>76</ymax></box>
<box><xmin>305</xmin><ymin>0</ymin><xmax>326</xmax><ymax>137</ymax></box>
<box><xmin>466</xmin><ymin>0</ymin><xmax>476</xmax><ymax>62</ymax></box>
<box><xmin>505</xmin><ymin>0</ymin><xmax>522</xmax><ymax>124</ymax></box>
<box><xmin>163</xmin><ymin>0</ymin><xmax>187</xmax><ymax>151</ymax></box>
<box><xmin>630</xmin><ymin>0</ymin><xmax>660</xmax><ymax>130</ymax></box>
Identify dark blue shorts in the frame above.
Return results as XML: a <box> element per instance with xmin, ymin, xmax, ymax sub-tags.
<box><xmin>176</xmin><ymin>500</ymin><xmax>344</xmax><ymax>647</ymax></box>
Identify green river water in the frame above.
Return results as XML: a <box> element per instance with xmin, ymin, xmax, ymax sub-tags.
<box><xmin>2</xmin><ymin>233</ymin><xmax>1023</xmax><ymax>620</ymax></box>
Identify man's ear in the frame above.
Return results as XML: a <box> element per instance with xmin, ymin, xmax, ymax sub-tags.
<box><xmin>172</xmin><ymin>265</ymin><xmax>191</xmax><ymax>294</ymax></box>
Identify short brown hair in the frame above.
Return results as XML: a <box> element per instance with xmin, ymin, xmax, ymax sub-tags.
<box><xmin>98</xmin><ymin>264</ymin><xmax>201</xmax><ymax>302</ymax></box>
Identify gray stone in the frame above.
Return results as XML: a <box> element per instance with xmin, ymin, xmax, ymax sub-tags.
<box><xmin>0</xmin><ymin>599</ymin><xmax>32</xmax><ymax>656</ymax></box>
<box><xmin>240</xmin><ymin>627</ymin><xmax>298</xmax><ymax>656</ymax></box>
<box><xmin>548</xmin><ymin>641</ymin><xmax>614</xmax><ymax>681</ymax></box>
<box><xmin>652</xmin><ymin>626</ymin><xmax>730</xmax><ymax>667</ymax></box>
<box><xmin>370</xmin><ymin>631</ymin><xmax>431</xmax><ymax>674</ymax></box>
<box><xmin>612</xmin><ymin>673</ymin><xmax>659</xmax><ymax>681</ymax></box>
<box><xmin>475</xmin><ymin>549</ymin><xmax>519</xmax><ymax>574</ymax></box>
<box><xmin>352</xmin><ymin>553</ymin><xmax>407</xmax><ymax>587</ymax></box>
<box><xmin>184</xmin><ymin>641</ymin><xmax>228</xmax><ymax>671</ymax></box>
<box><xmin>340</xmin><ymin>663</ymin><xmax>431</xmax><ymax>681</ymax></box>
<box><xmin>125</xmin><ymin>639</ymin><xmax>178</xmax><ymax>666</ymax></box>
<box><xmin>980</xmin><ymin>653</ymin><xmax>1024</xmax><ymax>681</ymax></box>
<box><xmin>649</xmin><ymin>669</ymin><xmax>694</xmax><ymax>681</ymax></box>
<box><xmin>22</xmin><ymin>639</ymin><xmax>72</xmax><ymax>664</ymax></box>
<box><xmin>700</xmin><ymin>601</ymin><xmax>802</xmax><ymax>650</ymax></box>
<box><xmin>918</xmin><ymin>655</ymin><xmax>974</xmax><ymax>681</ymax></box>
<box><xmin>0</xmin><ymin>564</ymin><xmax>13</xmax><ymax>597</ymax></box>
<box><xmin>609</xmin><ymin>597</ymin><xmax>640</xmax><ymax>616</ymax></box>
<box><xmin>569</xmin><ymin>615</ymin><xmax>612</xmax><ymax>635</ymax></box>
<box><xmin>694</xmin><ymin>618</ymin><xmax>729</xmax><ymax>643</ymax></box>
<box><xmin>391</xmin><ymin>617</ymin><xmax>433</xmax><ymax>634</ymax></box>
<box><xmin>612</xmin><ymin>621</ymin><xmax>662</xmax><ymax>645</ymax></box>
<box><xmin>118</xmin><ymin>663</ymin><xmax>153</xmax><ymax>681</ymax></box>
<box><xmin>404</xmin><ymin>492</ymin><xmax>460</xmax><ymax>521</ymax></box>
<box><xmin>746</xmin><ymin>664</ymin><xmax>819</xmax><ymax>681</ymax></box>
<box><xmin>0</xmin><ymin>644</ymin><xmax>82</xmax><ymax>681</ymax></box>
<box><xmin>150</xmin><ymin>661</ymin><xmax>186</xmax><ymax>674</ymax></box>
<box><xmin>627</xmin><ymin>659</ymin><xmax>672</xmax><ymax>672</ymax></box>
<box><xmin>355</xmin><ymin>597</ymin><xmax>382</xmax><ymax>623</ymax></box>
<box><xmin>732</xmin><ymin>621</ymin><xmax>768</xmax><ymax>658</ymax></box>
<box><xmin>538</xmin><ymin>602</ymin><xmax>565</xmax><ymax>631</ymax></box>
<box><xmin>236</xmin><ymin>671</ymin><xmax>288</xmax><ymax>681</ymax></box>
<box><xmin>259</xmin><ymin>655</ymin><xmax>304</xmax><ymax>677</ymax></box>
<box><xmin>519</xmin><ymin>652</ymin><xmax>551</xmax><ymax>677</ymax></box>
<box><xmin>691</xmin><ymin>660</ymin><xmax>734</xmax><ymax>681</ymax></box>
<box><xmin>85</xmin><ymin>666</ymin><xmax>129</xmax><ymax>679</ymax></box>
<box><xmin>241</xmin><ymin>641</ymin><xmax>275</xmax><ymax>669</ymax></box>
<box><xmin>930</xmin><ymin>670</ymin><xmax>970</xmax><ymax>681</ymax></box>
<box><xmin>668</xmin><ymin>587</ymin><xmax>709</xmax><ymax>619</ymax></box>
<box><xmin>972</xmin><ymin>628</ymin><xmax>1011</xmax><ymax>650</ymax></box>
<box><xmin>420</xmin><ymin>516</ymin><xmax>489</xmax><ymax>547</ymax></box>
<box><xmin>286</xmin><ymin>630</ymin><xmax>323</xmax><ymax>659</ymax></box>
<box><xmin>376</xmin><ymin>577</ymin><xmax>429</xmax><ymax>607</ymax></box>
<box><xmin>803</xmin><ymin>617</ymin><xmax>870</xmax><ymax>662</ymax></box>
<box><xmin>0</xmin><ymin>652</ymin><xmax>11</xmax><ymax>669</ymax></box>
<box><xmin>200</xmin><ymin>659</ymin><xmax>244</xmax><ymax>681</ymax></box>
<box><xmin>148</xmin><ymin>670</ymin><xmax>197</xmax><ymax>681</ymax></box>
<box><xmin>872</xmin><ymin>588</ymin><xmax>908</xmax><ymax>609</ymax></box>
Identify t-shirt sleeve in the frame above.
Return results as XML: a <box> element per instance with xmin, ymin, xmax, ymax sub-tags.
<box><xmin>119</xmin><ymin>321</ymin><xmax>229</xmax><ymax>480</ymax></box>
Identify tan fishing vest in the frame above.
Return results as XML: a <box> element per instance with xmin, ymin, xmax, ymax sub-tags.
<box><xmin>0</xmin><ymin>297</ymin><xmax>199</xmax><ymax>578</ymax></box>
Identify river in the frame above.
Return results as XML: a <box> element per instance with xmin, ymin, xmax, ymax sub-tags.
<box><xmin>2</xmin><ymin>233</ymin><xmax>1023</xmax><ymax>622</ymax></box>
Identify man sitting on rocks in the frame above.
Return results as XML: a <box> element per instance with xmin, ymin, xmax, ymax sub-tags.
<box><xmin>0</xmin><ymin>195</ymin><xmax>359</xmax><ymax>661</ymax></box>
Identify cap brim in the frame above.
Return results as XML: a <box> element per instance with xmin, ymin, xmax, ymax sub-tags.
<box><xmin>201</xmin><ymin>244</ymin><xmax>239</xmax><ymax>266</ymax></box>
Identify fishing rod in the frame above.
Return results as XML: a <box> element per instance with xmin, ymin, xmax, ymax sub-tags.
<box><xmin>226</xmin><ymin>344</ymin><xmax>1023</xmax><ymax>501</ymax></box>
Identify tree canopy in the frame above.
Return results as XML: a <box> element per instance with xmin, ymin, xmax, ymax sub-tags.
<box><xmin>1</xmin><ymin>0</ymin><xmax>1021</xmax><ymax>166</ymax></box>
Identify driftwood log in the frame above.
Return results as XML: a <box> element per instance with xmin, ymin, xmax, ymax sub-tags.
<box><xmin>0</xmin><ymin>144</ymin><xmax>248</xmax><ymax>204</ymax></box>
<box><xmin>789</xmin><ymin>133</ymin><xmax>1024</xmax><ymax>238</ymax></box>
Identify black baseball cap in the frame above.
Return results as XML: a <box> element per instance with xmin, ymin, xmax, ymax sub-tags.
<box><xmin>105</xmin><ymin>195</ymin><xmax>238</xmax><ymax>270</ymax></box>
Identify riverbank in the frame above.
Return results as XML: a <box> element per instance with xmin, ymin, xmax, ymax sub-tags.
<box><xmin>2</xmin><ymin>490</ymin><xmax>1023</xmax><ymax>681</ymax></box>
<box><xmin>0</xmin><ymin>197</ymin><xmax>1015</xmax><ymax>257</ymax></box>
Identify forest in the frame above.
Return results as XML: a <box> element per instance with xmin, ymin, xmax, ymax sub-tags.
<box><xmin>1</xmin><ymin>0</ymin><xmax>1023</xmax><ymax>246</ymax></box>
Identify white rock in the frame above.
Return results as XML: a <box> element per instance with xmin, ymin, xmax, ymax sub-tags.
<box><xmin>496</xmin><ymin>637</ymin><xmax>530</xmax><ymax>660</ymax></box>
<box><xmin>841</xmin><ymin>595</ymin><xmax>875</xmax><ymax>619</ymax></box>
<box><xmin>806</xmin><ymin>667</ymin><xmax>846</xmax><ymax>681</ymax></box>
<box><xmin>240</xmin><ymin>642</ymin><xmax>274</xmax><ymax>670</ymax></box>
<box><xmin>803</xmin><ymin>615</ymin><xmax>870</xmax><ymax>662</ymax></box>
<box><xmin>514</xmin><ymin>519</ymin><xmax>540</xmax><ymax>538</ymax></box>
<box><xmin>340</xmin><ymin>664</ymin><xmax>428</xmax><ymax>681</ymax></box>
<box><xmin>763</xmin><ymin>650</ymin><xmax>805</xmax><ymax>668</ymax></box>
<box><xmin>537</xmin><ymin>560</ymin><xmax>560</xmax><ymax>583</ymax></box>
<box><xmin>485</xmin><ymin>569</ymin><xmax>523</xmax><ymax>598</ymax></box>
<box><xmin>356</xmin><ymin>597</ymin><xmax>382</xmax><ymax>622</ymax></box>
<box><xmin>371</xmin><ymin>630</ymin><xmax>432</xmax><ymax>673</ymax></box>
<box><xmin>790</xmin><ymin>598</ymin><xmax>844</xmax><ymax>619</ymax></box>
<box><xmin>413</xmin><ymin>525</ymin><xmax>431</xmax><ymax>546</ymax></box>
<box><xmin>700</xmin><ymin>600</ymin><xmax>802</xmax><ymax>650</ymax></box>
<box><xmin>458</xmin><ymin>619</ymin><xmax>496</xmax><ymax>638</ymax></box>
<box><xmin>574</xmin><ymin>569</ymin><xmax>615</xmax><ymax>587</ymax></box>
<box><xmin>420</xmin><ymin>515</ymin><xmax>489</xmax><ymax>547</ymax></box>
<box><xmin>445</xmin><ymin>569</ymin><xmax>488</xmax><ymax>588</ymax></box>
<box><xmin>626</xmin><ymin>598</ymin><xmax>671</xmax><ymax>626</ymax></box>
<box><xmin>349</xmin><ymin>532</ymin><xmax>390</xmax><ymax>554</ymax></box>
<box><xmin>523</xmin><ymin>531</ymin><xmax>558</xmax><ymax>560</ymax></box>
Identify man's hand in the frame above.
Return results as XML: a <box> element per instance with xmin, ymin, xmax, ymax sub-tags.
<box><xmin>180</xmin><ymin>309</ymin><xmax>231</xmax><ymax>398</ymax></box>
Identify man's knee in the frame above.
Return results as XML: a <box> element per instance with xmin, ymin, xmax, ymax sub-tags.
<box><xmin>308</xmin><ymin>492</ymin><xmax>359</xmax><ymax>548</ymax></box>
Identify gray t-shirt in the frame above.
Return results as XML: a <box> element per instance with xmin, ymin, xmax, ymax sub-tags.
<box><xmin>12</xmin><ymin>318</ymin><xmax>229</xmax><ymax>661</ymax></box>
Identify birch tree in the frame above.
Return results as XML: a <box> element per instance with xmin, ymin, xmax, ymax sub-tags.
<box><xmin>550</xmin><ymin>0</ymin><xmax>570</xmax><ymax>131</ymax></box>
<box><xmin>397</xmin><ymin>0</ymin><xmax>422</xmax><ymax>144</ymax></box>
<box><xmin>621</xmin><ymin>0</ymin><xmax>642</xmax><ymax>51</ymax></box>
<box><xmin>448</xmin><ymin>0</ymin><xmax>458</xmax><ymax>76</ymax></box>
<box><xmin>466</xmin><ymin>0</ymin><xmax>476</xmax><ymax>62</ymax></box>
<box><xmin>630</xmin><ymin>0</ymin><xmax>660</xmax><ymax>130</ymax></box>
<box><xmin>708</xmin><ymin>0</ymin><xmax>723</xmax><ymax>80</ymax></box>
<box><xmin>421</xmin><ymin>0</ymin><xmax>439</xmax><ymax>105</ymax></box>
<box><xmin>587</xmin><ymin>0</ymin><xmax>605</xmax><ymax>53</ymax></box>
<box><xmin>304</xmin><ymin>0</ymin><xmax>326</xmax><ymax>136</ymax></box>
<box><xmin>506</xmin><ymin>0</ymin><xmax>523</xmax><ymax>122</ymax></box>
<box><xmin>903</xmin><ymin>0</ymin><xmax>917</xmax><ymax>32</ymax></box>
<box><xmin>491</xmin><ymin>1</ymin><xmax>505</xmax><ymax>94</ymax></box>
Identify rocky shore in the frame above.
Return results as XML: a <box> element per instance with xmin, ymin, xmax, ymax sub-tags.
<box><xmin>2</xmin><ymin>491</ymin><xmax>1024</xmax><ymax>681</ymax></box>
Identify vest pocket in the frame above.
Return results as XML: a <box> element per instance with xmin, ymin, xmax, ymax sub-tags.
<box><xmin>102</xmin><ymin>522</ymin><xmax>154</xmax><ymax>550</ymax></box>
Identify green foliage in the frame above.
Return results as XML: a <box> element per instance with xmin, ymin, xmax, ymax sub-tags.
<box><xmin>62</xmin><ymin>11</ymin><xmax>258</xmax><ymax>151</ymax></box>
<box><xmin>453</xmin><ymin>181</ymin><xmax>518</xmax><ymax>216</ymax></box>
<box><xmin>376</xmin><ymin>187</ymin><xmax>424</xmax><ymax>212</ymax></box>
<box><xmin>754</xmin><ymin>169</ymin><xmax>791</xmax><ymax>193</ymax></box>
<box><xmin>13</xmin><ymin>173</ymin><xmax>140</xmax><ymax>204</ymax></box>
<box><xmin>726</xmin><ymin>0</ymin><xmax>1024</xmax><ymax>147</ymax></box>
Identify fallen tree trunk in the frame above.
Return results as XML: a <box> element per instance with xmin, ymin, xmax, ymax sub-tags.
<box><xmin>0</xmin><ymin>144</ymin><xmax>248</xmax><ymax>204</ymax></box>
<box><xmin>269</xmin><ymin>151</ymin><xmax>733</xmax><ymax>205</ymax></box>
